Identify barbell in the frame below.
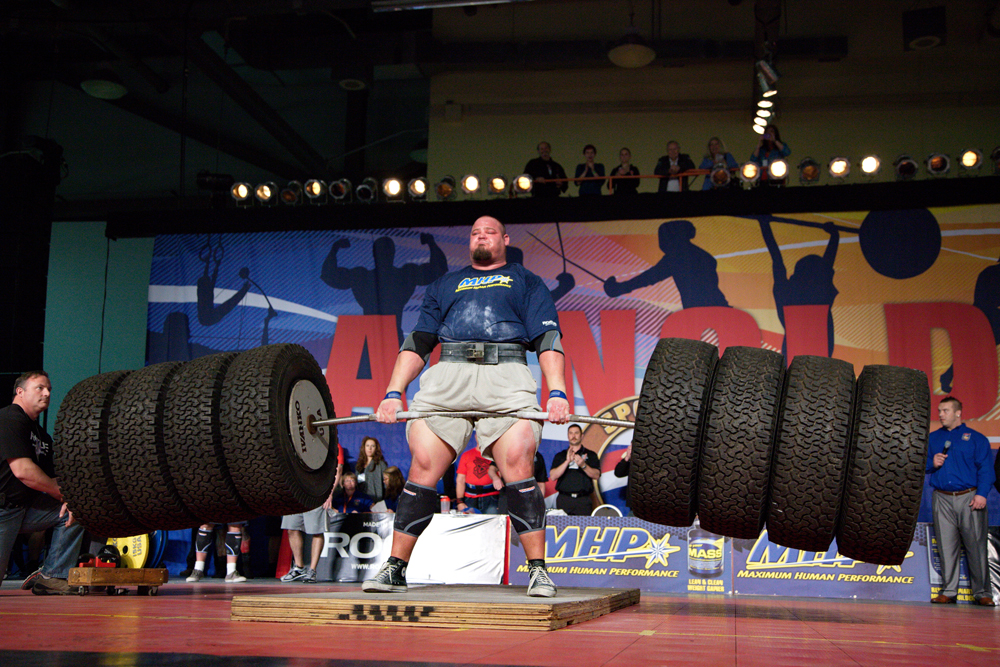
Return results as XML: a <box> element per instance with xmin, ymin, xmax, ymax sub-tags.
<box><xmin>52</xmin><ymin>341</ymin><xmax>929</xmax><ymax>566</ymax></box>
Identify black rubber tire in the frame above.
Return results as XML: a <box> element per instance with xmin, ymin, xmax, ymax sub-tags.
<box><xmin>53</xmin><ymin>370</ymin><xmax>148</xmax><ymax>538</ymax></box>
<box><xmin>836</xmin><ymin>365</ymin><xmax>930</xmax><ymax>565</ymax></box>
<box><xmin>220</xmin><ymin>343</ymin><xmax>338</xmax><ymax>515</ymax></box>
<box><xmin>162</xmin><ymin>352</ymin><xmax>256</xmax><ymax>523</ymax></box>
<box><xmin>767</xmin><ymin>355</ymin><xmax>856</xmax><ymax>552</ymax></box>
<box><xmin>629</xmin><ymin>338</ymin><xmax>719</xmax><ymax>526</ymax></box>
<box><xmin>698</xmin><ymin>346</ymin><xmax>785</xmax><ymax>540</ymax></box>
<box><xmin>106</xmin><ymin>361</ymin><xmax>203</xmax><ymax>532</ymax></box>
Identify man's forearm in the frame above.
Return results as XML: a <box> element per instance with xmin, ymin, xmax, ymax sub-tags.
<box><xmin>9</xmin><ymin>457</ymin><xmax>62</xmax><ymax>500</ymax></box>
<box><xmin>385</xmin><ymin>350</ymin><xmax>427</xmax><ymax>394</ymax></box>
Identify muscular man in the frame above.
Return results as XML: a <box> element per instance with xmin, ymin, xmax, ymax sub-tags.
<box><xmin>549</xmin><ymin>424</ymin><xmax>600</xmax><ymax>515</ymax></box>
<box><xmin>0</xmin><ymin>371</ymin><xmax>85</xmax><ymax>595</ymax></box>
<box><xmin>362</xmin><ymin>216</ymin><xmax>569</xmax><ymax>597</ymax></box>
<box><xmin>926</xmin><ymin>396</ymin><xmax>995</xmax><ymax>606</ymax></box>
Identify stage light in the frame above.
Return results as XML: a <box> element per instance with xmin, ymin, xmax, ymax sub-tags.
<box><xmin>488</xmin><ymin>175</ymin><xmax>508</xmax><ymax>196</ymax></box>
<box><xmin>756</xmin><ymin>108</ymin><xmax>772</xmax><ymax>118</ymax></box>
<box><xmin>752</xmin><ymin>124</ymin><xmax>765</xmax><ymax>135</ymax></box>
<box><xmin>460</xmin><ymin>174</ymin><xmax>480</xmax><ymax>195</ymax></box>
<box><xmin>513</xmin><ymin>174</ymin><xmax>533</xmax><ymax>194</ymax></box>
<box><xmin>893</xmin><ymin>155</ymin><xmax>918</xmax><ymax>181</ymax></box>
<box><xmin>754</xmin><ymin>117</ymin><xmax>767</xmax><ymax>127</ymax></box>
<box><xmin>926</xmin><ymin>152</ymin><xmax>950</xmax><ymax>176</ymax></box>
<box><xmin>382</xmin><ymin>178</ymin><xmax>404</xmax><ymax>201</ymax></box>
<box><xmin>959</xmin><ymin>149</ymin><xmax>982</xmax><ymax>170</ymax></box>
<box><xmin>828</xmin><ymin>157</ymin><xmax>850</xmax><ymax>178</ymax></box>
<box><xmin>992</xmin><ymin>147</ymin><xmax>1000</xmax><ymax>174</ymax></box>
<box><xmin>356</xmin><ymin>177</ymin><xmax>378</xmax><ymax>203</ymax></box>
<box><xmin>231</xmin><ymin>182</ymin><xmax>251</xmax><ymax>204</ymax></box>
<box><xmin>280</xmin><ymin>181</ymin><xmax>303</xmax><ymax>205</ymax></box>
<box><xmin>860</xmin><ymin>155</ymin><xmax>881</xmax><ymax>176</ymax></box>
<box><xmin>709</xmin><ymin>165</ymin><xmax>731</xmax><ymax>188</ymax></box>
<box><xmin>408</xmin><ymin>178</ymin><xmax>427</xmax><ymax>200</ymax></box>
<box><xmin>255</xmin><ymin>182</ymin><xmax>277</xmax><ymax>205</ymax></box>
<box><xmin>435</xmin><ymin>175</ymin><xmax>456</xmax><ymax>201</ymax></box>
<box><xmin>739</xmin><ymin>162</ymin><xmax>760</xmax><ymax>184</ymax></box>
<box><xmin>757</xmin><ymin>59</ymin><xmax>779</xmax><ymax>85</ymax></box>
<box><xmin>330</xmin><ymin>179</ymin><xmax>352</xmax><ymax>202</ymax></box>
<box><xmin>762</xmin><ymin>88</ymin><xmax>777</xmax><ymax>98</ymax></box>
<box><xmin>767</xmin><ymin>159</ymin><xmax>788</xmax><ymax>180</ymax></box>
<box><xmin>798</xmin><ymin>158</ymin><xmax>820</xmax><ymax>185</ymax></box>
<box><xmin>304</xmin><ymin>179</ymin><xmax>327</xmax><ymax>201</ymax></box>
<box><xmin>757</xmin><ymin>99</ymin><xmax>774</xmax><ymax>109</ymax></box>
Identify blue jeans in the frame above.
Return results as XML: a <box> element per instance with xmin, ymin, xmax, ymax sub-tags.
<box><xmin>467</xmin><ymin>494</ymin><xmax>500</xmax><ymax>515</ymax></box>
<box><xmin>0</xmin><ymin>493</ymin><xmax>86</xmax><ymax>581</ymax></box>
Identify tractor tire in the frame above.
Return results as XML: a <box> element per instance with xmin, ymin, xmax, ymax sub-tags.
<box><xmin>629</xmin><ymin>338</ymin><xmax>719</xmax><ymax>526</ymax></box>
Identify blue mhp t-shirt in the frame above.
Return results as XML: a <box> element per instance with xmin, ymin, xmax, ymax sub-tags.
<box><xmin>413</xmin><ymin>263</ymin><xmax>560</xmax><ymax>344</ymax></box>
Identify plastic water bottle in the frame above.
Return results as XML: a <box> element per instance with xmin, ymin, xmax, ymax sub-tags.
<box><xmin>440</xmin><ymin>495</ymin><xmax>450</xmax><ymax>513</ymax></box>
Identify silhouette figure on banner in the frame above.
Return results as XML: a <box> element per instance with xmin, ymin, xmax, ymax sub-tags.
<box><xmin>941</xmin><ymin>256</ymin><xmax>1000</xmax><ymax>392</ymax></box>
<box><xmin>197</xmin><ymin>235</ymin><xmax>251</xmax><ymax>327</ymax></box>
<box><xmin>603</xmin><ymin>220</ymin><xmax>729</xmax><ymax>308</ymax></box>
<box><xmin>758</xmin><ymin>217</ymin><xmax>839</xmax><ymax>357</ymax></box>
<box><xmin>507</xmin><ymin>246</ymin><xmax>575</xmax><ymax>303</ymax></box>
<box><xmin>321</xmin><ymin>233</ymin><xmax>448</xmax><ymax>345</ymax></box>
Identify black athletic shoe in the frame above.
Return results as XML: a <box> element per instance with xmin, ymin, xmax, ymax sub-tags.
<box><xmin>20</xmin><ymin>568</ymin><xmax>42</xmax><ymax>590</ymax></box>
<box><xmin>362</xmin><ymin>557</ymin><xmax>407</xmax><ymax>593</ymax></box>
<box><xmin>31</xmin><ymin>575</ymin><xmax>79</xmax><ymax>596</ymax></box>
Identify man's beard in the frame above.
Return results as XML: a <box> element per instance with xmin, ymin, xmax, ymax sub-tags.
<box><xmin>472</xmin><ymin>246</ymin><xmax>492</xmax><ymax>263</ymax></box>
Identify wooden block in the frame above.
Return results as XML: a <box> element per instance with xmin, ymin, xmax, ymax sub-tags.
<box><xmin>69</xmin><ymin>567</ymin><xmax>169</xmax><ymax>586</ymax></box>
<box><xmin>231</xmin><ymin>585</ymin><xmax>639</xmax><ymax>631</ymax></box>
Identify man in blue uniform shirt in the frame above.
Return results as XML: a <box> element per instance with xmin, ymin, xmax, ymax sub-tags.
<box><xmin>363</xmin><ymin>216</ymin><xmax>569</xmax><ymax>597</ymax></box>
<box><xmin>926</xmin><ymin>396</ymin><xmax>996</xmax><ymax>606</ymax></box>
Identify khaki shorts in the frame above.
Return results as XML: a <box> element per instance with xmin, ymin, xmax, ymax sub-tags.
<box><xmin>406</xmin><ymin>361</ymin><xmax>542</xmax><ymax>460</ymax></box>
<box><xmin>280</xmin><ymin>506</ymin><xmax>327</xmax><ymax>534</ymax></box>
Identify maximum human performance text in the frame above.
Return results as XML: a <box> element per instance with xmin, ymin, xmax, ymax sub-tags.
<box><xmin>737</xmin><ymin>570</ymin><xmax>914</xmax><ymax>583</ymax></box>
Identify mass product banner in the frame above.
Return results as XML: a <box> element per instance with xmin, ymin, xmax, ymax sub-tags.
<box><xmin>148</xmin><ymin>205</ymin><xmax>1000</xmax><ymax>522</ymax></box>
<box><xmin>730</xmin><ymin>525</ymin><xmax>931</xmax><ymax>601</ymax></box>
<box><xmin>508</xmin><ymin>515</ymin><xmax>731</xmax><ymax>594</ymax></box>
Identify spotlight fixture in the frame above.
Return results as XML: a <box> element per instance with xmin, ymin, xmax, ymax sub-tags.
<box><xmin>330</xmin><ymin>179</ymin><xmax>352</xmax><ymax>202</ymax></box>
<box><xmin>460</xmin><ymin>174</ymin><xmax>481</xmax><ymax>195</ymax></box>
<box><xmin>828</xmin><ymin>157</ymin><xmax>850</xmax><ymax>179</ymax></box>
<box><xmin>756</xmin><ymin>108</ymin><xmax>772</xmax><ymax>118</ymax></box>
<box><xmin>435</xmin><ymin>175</ymin><xmax>457</xmax><ymax>201</ymax></box>
<box><xmin>304</xmin><ymin>179</ymin><xmax>327</xmax><ymax>202</ymax></box>
<box><xmin>513</xmin><ymin>174</ymin><xmax>533</xmax><ymax>195</ymax></box>
<box><xmin>408</xmin><ymin>178</ymin><xmax>427</xmax><ymax>200</ymax></box>
<box><xmin>756</xmin><ymin>59</ymin><xmax>779</xmax><ymax>85</ymax></box>
<box><xmin>768</xmin><ymin>159</ymin><xmax>788</xmax><ymax>181</ymax></box>
<box><xmin>382</xmin><ymin>178</ymin><xmax>404</xmax><ymax>202</ymax></box>
<box><xmin>926</xmin><ymin>152</ymin><xmax>950</xmax><ymax>176</ymax></box>
<box><xmin>860</xmin><ymin>155</ymin><xmax>881</xmax><ymax>176</ymax></box>
<box><xmin>757</xmin><ymin>73</ymin><xmax>776</xmax><ymax>97</ymax></box>
<box><xmin>991</xmin><ymin>147</ymin><xmax>1000</xmax><ymax>175</ymax></box>
<box><xmin>488</xmin><ymin>175</ymin><xmax>508</xmax><ymax>196</ymax></box>
<box><xmin>959</xmin><ymin>149</ymin><xmax>982</xmax><ymax>171</ymax></box>
<box><xmin>753</xmin><ymin>117</ymin><xmax>767</xmax><ymax>127</ymax></box>
<box><xmin>752</xmin><ymin>124</ymin><xmax>765</xmax><ymax>135</ymax></box>
<box><xmin>757</xmin><ymin>99</ymin><xmax>774</xmax><ymax>109</ymax></box>
<box><xmin>709</xmin><ymin>165</ymin><xmax>731</xmax><ymax>188</ymax></box>
<box><xmin>280</xmin><ymin>181</ymin><xmax>303</xmax><ymax>205</ymax></box>
<box><xmin>762</xmin><ymin>87</ymin><xmax>777</xmax><ymax>98</ymax></box>
<box><xmin>231</xmin><ymin>182</ymin><xmax>252</xmax><ymax>205</ymax></box>
<box><xmin>893</xmin><ymin>155</ymin><xmax>919</xmax><ymax>181</ymax></box>
<box><xmin>798</xmin><ymin>158</ymin><xmax>820</xmax><ymax>185</ymax></box>
<box><xmin>254</xmin><ymin>182</ymin><xmax>277</xmax><ymax>205</ymax></box>
<box><xmin>356</xmin><ymin>177</ymin><xmax>378</xmax><ymax>203</ymax></box>
<box><xmin>739</xmin><ymin>162</ymin><xmax>760</xmax><ymax>184</ymax></box>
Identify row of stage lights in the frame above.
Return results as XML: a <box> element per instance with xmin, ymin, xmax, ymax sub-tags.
<box><xmin>734</xmin><ymin>147</ymin><xmax>1000</xmax><ymax>187</ymax></box>
<box><xmin>230</xmin><ymin>173</ymin><xmax>535</xmax><ymax>206</ymax></box>
<box><xmin>229</xmin><ymin>148</ymin><xmax>1000</xmax><ymax>205</ymax></box>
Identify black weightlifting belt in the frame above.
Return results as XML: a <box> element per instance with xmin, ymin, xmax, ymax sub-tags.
<box><xmin>439</xmin><ymin>342</ymin><xmax>527</xmax><ymax>365</ymax></box>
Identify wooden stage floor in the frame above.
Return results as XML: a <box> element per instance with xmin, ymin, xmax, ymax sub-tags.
<box><xmin>1</xmin><ymin>577</ymin><xmax>998</xmax><ymax>667</ymax></box>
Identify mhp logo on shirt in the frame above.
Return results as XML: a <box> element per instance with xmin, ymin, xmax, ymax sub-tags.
<box><xmin>456</xmin><ymin>274</ymin><xmax>513</xmax><ymax>291</ymax></box>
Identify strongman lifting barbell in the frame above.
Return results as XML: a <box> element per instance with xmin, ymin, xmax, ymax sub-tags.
<box><xmin>51</xmin><ymin>341</ymin><xmax>929</xmax><ymax>566</ymax></box>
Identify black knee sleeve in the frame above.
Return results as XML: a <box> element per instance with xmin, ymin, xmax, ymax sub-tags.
<box><xmin>225</xmin><ymin>530</ymin><xmax>243</xmax><ymax>558</ymax></box>
<box><xmin>394</xmin><ymin>481</ymin><xmax>439</xmax><ymax>537</ymax></box>
<box><xmin>195</xmin><ymin>529</ymin><xmax>214</xmax><ymax>554</ymax></box>
<box><xmin>505</xmin><ymin>478</ymin><xmax>546</xmax><ymax>535</ymax></box>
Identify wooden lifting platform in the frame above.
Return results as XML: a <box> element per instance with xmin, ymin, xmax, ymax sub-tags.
<box><xmin>231</xmin><ymin>585</ymin><xmax>640</xmax><ymax>631</ymax></box>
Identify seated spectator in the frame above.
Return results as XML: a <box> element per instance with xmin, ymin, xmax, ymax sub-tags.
<box><xmin>455</xmin><ymin>447</ymin><xmax>502</xmax><ymax>514</ymax></box>
<box><xmin>381</xmin><ymin>466</ymin><xmax>405</xmax><ymax>513</ymax></box>
<box><xmin>331</xmin><ymin>471</ymin><xmax>373</xmax><ymax>514</ymax></box>
<box><xmin>356</xmin><ymin>436</ymin><xmax>388</xmax><ymax>503</ymax></box>
<box><xmin>699</xmin><ymin>137</ymin><xmax>739</xmax><ymax>190</ymax></box>
<box><xmin>574</xmin><ymin>144</ymin><xmax>605</xmax><ymax>196</ymax></box>
<box><xmin>608</xmin><ymin>147</ymin><xmax>640</xmax><ymax>195</ymax></box>
<box><xmin>749</xmin><ymin>124</ymin><xmax>791</xmax><ymax>185</ymax></box>
<box><xmin>654</xmin><ymin>141</ymin><xmax>696</xmax><ymax>192</ymax></box>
